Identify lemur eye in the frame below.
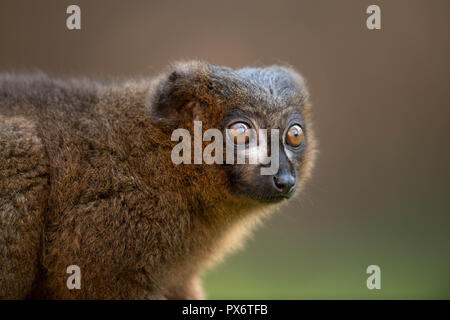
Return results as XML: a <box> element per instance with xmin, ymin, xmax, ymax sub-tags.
<box><xmin>227</xmin><ymin>122</ymin><xmax>250</xmax><ymax>145</ymax></box>
<box><xmin>286</xmin><ymin>124</ymin><xmax>304</xmax><ymax>147</ymax></box>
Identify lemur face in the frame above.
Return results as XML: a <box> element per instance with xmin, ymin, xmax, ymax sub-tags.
<box><xmin>221</xmin><ymin>67</ymin><xmax>312</xmax><ymax>202</ymax></box>
<box><xmin>222</xmin><ymin>109</ymin><xmax>308</xmax><ymax>202</ymax></box>
<box><xmin>151</xmin><ymin>62</ymin><xmax>314</xmax><ymax>203</ymax></box>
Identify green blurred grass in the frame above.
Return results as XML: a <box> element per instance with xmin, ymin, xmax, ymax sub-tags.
<box><xmin>203</xmin><ymin>221</ymin><xmax>450</xmax><ymax>299</ymax></box>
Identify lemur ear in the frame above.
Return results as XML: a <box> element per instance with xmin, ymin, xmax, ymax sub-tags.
<box><xmin>149</xmin><ymin>61</ymin><xmax>212</xmax><ymax>126</ymax></box>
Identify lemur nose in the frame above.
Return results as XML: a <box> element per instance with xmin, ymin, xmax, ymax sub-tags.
<box><xmin>273</xmin><ymin>173</ymin><xmax>296</xmax><ymax>195</ymax></box>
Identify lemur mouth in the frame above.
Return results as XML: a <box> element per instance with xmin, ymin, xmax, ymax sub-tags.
<box><xmin>257</xmin><ymin>189</ymin><xmax>296</xmax><ymax>203</ymax></box>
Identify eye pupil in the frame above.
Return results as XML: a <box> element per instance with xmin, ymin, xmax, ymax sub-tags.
<box><xmin>286</xmin><ymin>124</ymin><xmax>304</xmax><ymax>147</ymax></box>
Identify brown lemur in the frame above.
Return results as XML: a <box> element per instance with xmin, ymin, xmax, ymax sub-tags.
<box><xmin>0</xmin><ymin>61</ymin><xmax>316</xmax><ymax>299</ymax></box>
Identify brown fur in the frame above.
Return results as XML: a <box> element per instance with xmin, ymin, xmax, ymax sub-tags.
<box><xmin>0</xmin><ymin>61</ymin><xmax>316</xmax><ymax>299</ymax></box>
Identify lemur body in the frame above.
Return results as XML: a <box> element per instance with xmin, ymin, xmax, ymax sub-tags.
<box><xmin>0</xmin><ymin>62</ymin><xmax>316</xmax><ymax>299</ymax></box>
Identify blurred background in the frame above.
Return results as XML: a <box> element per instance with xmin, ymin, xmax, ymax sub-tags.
<box><xmin>1</xmin><ymin>0</ymin><xmax>449</xmax><ymax>299</ymax></box>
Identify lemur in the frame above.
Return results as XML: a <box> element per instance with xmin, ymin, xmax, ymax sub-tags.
<box><xmin>0</xmin><ymin>61</ymin><xmax>316</xmax><ymax>299</ymax></box>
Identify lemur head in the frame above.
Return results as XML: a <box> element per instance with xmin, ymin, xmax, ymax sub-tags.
<box><xmin>150</xmin><ymin>61</ymin><xmax>316</xmax><ymax>203</ymax></box>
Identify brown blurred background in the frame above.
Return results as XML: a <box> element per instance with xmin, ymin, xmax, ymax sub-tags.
<box><xmin>1</xmin><ymin>0</ymin><xmax>449</xmax><ymax>298</ymax></box>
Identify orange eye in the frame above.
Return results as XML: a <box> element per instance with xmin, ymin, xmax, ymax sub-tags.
<box><xmin>286</xmin><ymin>124</ymin><xmax>304</xmax><ymax>147</ymax></box>
<box><xmin>227</xmin><ymin>122</ymin><xmax>250</xmax><ymax>145</ymax></box>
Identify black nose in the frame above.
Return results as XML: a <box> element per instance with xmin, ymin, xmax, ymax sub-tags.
<box><xmin>273</xmin><ymin>173</ymin><xmax>296</xmax><ymax>195</ymax></box>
